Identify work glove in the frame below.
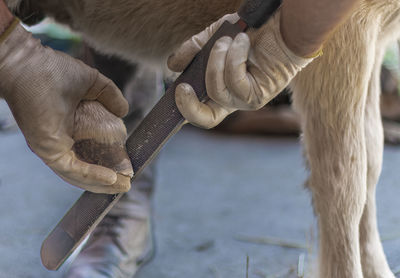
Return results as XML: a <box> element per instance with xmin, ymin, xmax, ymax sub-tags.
<box><xmin>0</xmin><ymin>19</ymin><xmax>133</xmax><ymax>193</ymax></box>
<box><xmin>168</xmin><ymin>11</ymin><xmax>316</xmax><ymax>129</ymax></box>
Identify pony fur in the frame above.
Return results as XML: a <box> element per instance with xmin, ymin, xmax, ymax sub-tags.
<box><xmin>6</xmin><ymin>0</ymin><xmax>400</xmax><ymax>277</ymax></box>
<box><xmin>5</xmin><ymin>0</ymin><xmax>20</xmax><ymax>11</ymax></box>
<box><xmin>7</xmin><ymin>0</ymin><xmax>242</xmax><ymax>62</ymax></box>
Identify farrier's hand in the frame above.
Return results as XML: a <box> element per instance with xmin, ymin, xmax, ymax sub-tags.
<box><xmin>168</xmin><ymin>11</ymin><xmax>315</xmax><ymax>129</ymax></box>
<box><xmin>0</xmin><ymin>20</ymin><xmax>133</xmax><ymax>193</ymax></box>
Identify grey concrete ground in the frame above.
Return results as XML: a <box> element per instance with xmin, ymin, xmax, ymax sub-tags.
<box><xmin>1</xmin><ymin>101</ymin><xmax>400</xmax><ymax>277</ymax></box>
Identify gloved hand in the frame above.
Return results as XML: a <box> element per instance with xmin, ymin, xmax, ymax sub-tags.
<box><xmin>168</xmin><ymin>11</ymin><xmax>316</xmax><ymax>129</ymax></box>
<box><xmin>0</xmin><ymin>19</ymin><xmax>133</xmax><ymax>193</ymax></box>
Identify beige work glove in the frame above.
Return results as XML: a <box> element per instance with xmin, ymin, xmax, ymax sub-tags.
<box><xmin>0</xmin><ymin>19</ymin><xmax>133</xmax><ymax>193</ymax></box>
<box><xmin>168</xmin><ymin>11</ymin><xmax>315</xmax><ymax>129</ymax></box>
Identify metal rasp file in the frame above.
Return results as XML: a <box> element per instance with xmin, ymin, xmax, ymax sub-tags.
<box><xmin>40</xmin><ymin>0</ymin><xmax>281</xmax><ymax>270</ymax></box>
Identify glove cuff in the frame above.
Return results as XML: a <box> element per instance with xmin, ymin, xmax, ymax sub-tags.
<box><xmin>0</xmin><ymin>20</ymin><xmax>41</xmax><ymax>98</ymax></box>
<box><xmin>0</xmin><ymin>20</ymin><xmax>34</xmax><ymax>63</ymax></box>
<box><xmin>250</xmin><ymin>10</ymin><xmax>313</xmax><ymax>69</ymax></box>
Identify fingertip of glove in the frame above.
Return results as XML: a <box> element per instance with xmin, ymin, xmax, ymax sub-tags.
<box><xmin>112</xmin><ymin>173</ymin><xmax>132</xmax><ymax>193</ymax></box>
<box><xmin>97</xmin><ymin>167</ymin><xmax>119</xmax><ymax>186</ymax></box>
<box><xmin>99</xmin><ymin>82</ymin><xmax>129</xmax><ymax>117</ymax></box>
<box><xmin>176</xmin><ymin>82</ymin><xmax>194</xmax><ymax>93</ymax></box>
<box><xmin>221</xmin><ymin>13</ymin><xmax>241</xmax><ymax>24</ymax></box>
<box><xmin>167</xmin><ymin>53</ymin><xmax>184</xmax><ymax>73</ymax></box>
<box><xmin>79</xmin><ymin>160</ymin><xmax>119</xmax><ymax>186</ymax></box>
<box><xmin>235</xmin><ymin>32</ymin><xmax>250</xmax><ymax>44</ymax></box>
<box><xmin>175</xmin><ymin>83</ymin><xmax>197</xmax><ymax>106</ymax></box>
<box><xmin>87</xmin><ymin>72</ymin><xmax>129</xmax><ymax>117</ymax></box>
<box><xmin>218</xmin><ymin>36</ymin><xmax>234</xmax><ymax>43</ymax></box>
<box><xmin>175</xmin><ymin>83</ymin><xmax>195</xmax><ymax>114</ymax></box>
<box><xmin>114</xmin><ymin>96</ymin><xmax>130</xmax><ymax>118</ymax></box>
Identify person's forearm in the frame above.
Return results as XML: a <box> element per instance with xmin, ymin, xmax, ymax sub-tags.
<box><xmin>281</xmin><ymin>0</ymin><xmax>361</xmax><ymax>57</ymax></box>
<box><xmin>0</xmin><ymin>0</ymin><xmax>14</xmax><ymax>35</ymax></box>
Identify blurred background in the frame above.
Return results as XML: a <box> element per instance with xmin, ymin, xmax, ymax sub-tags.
<box><xmin>1</xmin><ymin>21</ymin><xmax>400</xmax><ymax>278</ymax></box>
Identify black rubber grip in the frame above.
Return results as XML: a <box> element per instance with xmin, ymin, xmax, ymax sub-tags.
<box><xmin>239</xmin><ymin>0</ymin><xmax>282</xmax><ymax>28</ymax></box>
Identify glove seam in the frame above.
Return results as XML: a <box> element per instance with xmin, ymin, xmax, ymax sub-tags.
<box><xmin>0</xmin><ymin>23</ymin><xmax>35</xmax><ymax>69</ymax></box>
<box><xmin>87</xmin><ymin>71</ymin><xmax>112</xmax><ymax>101</ymax></box>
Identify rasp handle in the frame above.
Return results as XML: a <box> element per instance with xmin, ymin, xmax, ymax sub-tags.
<box><xmin>41</xmin><ymin>0</ymin><xmax>281</xmax><ymax>270</ymax></box>
<box><xmin>239</xmin><ymin>0</ymin><xmax>282</xmax><ymax>28</ymax></box>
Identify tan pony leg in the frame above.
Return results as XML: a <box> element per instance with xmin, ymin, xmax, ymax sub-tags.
<box><xmin>291</xmin><ymin>9</ymin><xmax>379</xmax><ymax>278</ymax></box>
<box><xmin>359</xmin><ymin>4</ymin><xmax>400</xmax><ymax>276</ymax></box>
<box><xmin>359</xmin><ymin>42</ymin><xmax>395</xmax><ymax>278</ymax></box>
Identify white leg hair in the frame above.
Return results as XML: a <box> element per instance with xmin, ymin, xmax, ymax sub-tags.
<box><xmin>359</xmin><ymin>45</ymin><xmax>395</xmax><ymax>278</ymax></box>
<box><xmin>359</xmin><ymin>7</ymin><xmax>400</xmax><ymax>277</ymax></box>
<box><xmin>291</xmin><ymin>9</ymin><xmax>380</xmax><ymax>277</ymax></box>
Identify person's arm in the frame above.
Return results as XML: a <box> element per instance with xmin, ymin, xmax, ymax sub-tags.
<box><xmin>167</xmin><ymin>0</ymin><xmax>361</xmax><ymax>129</ymax></box>
<box><xmin>0</xmin><ymin>0</ymin><xmax>14</xmax><ymax>35</ymax></box>
<box><xmin>281</xmin><ymin>0</ymin><xmax>361</xmax><ymax>57</ymax></box>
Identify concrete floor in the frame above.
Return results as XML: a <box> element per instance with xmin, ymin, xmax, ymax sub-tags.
<box><xmin>1</xmin><ymin>102</ymin><xmax>400</xmax><ymax>277</ymax></box>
